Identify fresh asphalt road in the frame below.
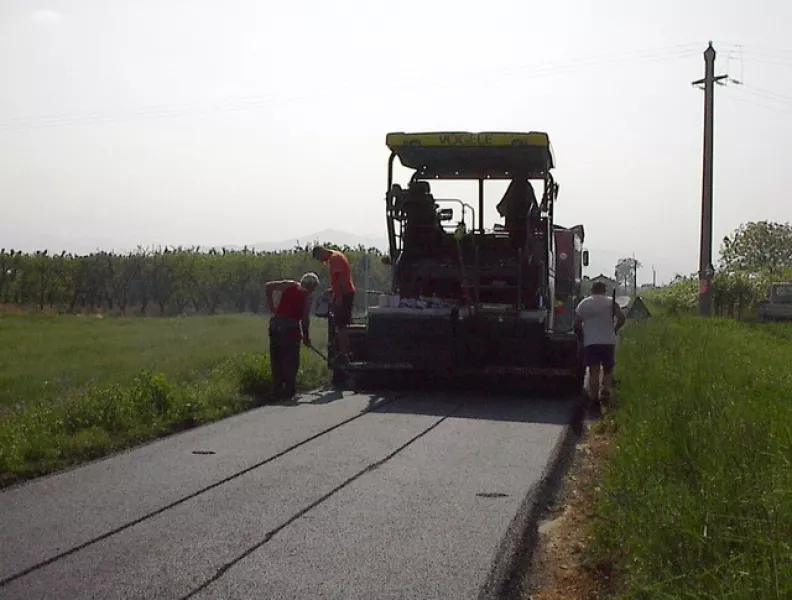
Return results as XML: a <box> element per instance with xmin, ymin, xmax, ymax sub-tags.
<box><xmin>0</xmin><ymin>389</ymin><xmax>579</xmax><ymax>600</ymax></box>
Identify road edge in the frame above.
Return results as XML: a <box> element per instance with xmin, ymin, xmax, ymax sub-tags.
<box><xmin>477</xmin><ymin>397</ymin><xmax>586</xmax><ymax>600</ymax></box>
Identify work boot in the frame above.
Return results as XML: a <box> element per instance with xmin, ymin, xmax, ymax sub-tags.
<box><xmin>331</xmin><ymin>368</ymin><xmax>348</xmax><ymax>389</ymax></box>
<box><xmin>599</xmin><ymin>388</ymin><xmax>612</xmax><ymax>409</ymax></box>
<box><xmin>585</xmin><ymin>387</ymin><xmax>601</xmax><ymax>416</ymax></box>
<box><xmin>266</xmin><ymin>382</ymin><xmax>281</xmax><ymax>404</ymax></box>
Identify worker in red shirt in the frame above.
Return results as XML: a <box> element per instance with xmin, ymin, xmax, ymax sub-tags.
<box><xmin>264</xmin><ymin>272</ymin><xmax>319</xmax><ymax>399</ymax></box>
<box><xmin>311</xmin><ymin>245</ymin><xmax>356</xmax><ymax>367</ymax></box>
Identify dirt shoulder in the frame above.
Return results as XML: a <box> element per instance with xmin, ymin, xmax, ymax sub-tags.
<box><xmin>520</xmin><ymin>414</ymin><xmax>616</xmax><ymax>600</ymax></box>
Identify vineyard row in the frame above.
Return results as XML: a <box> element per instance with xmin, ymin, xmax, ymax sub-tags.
<box><xmin>0</xmin><ymin>245</ymin><xmax>391</xmax><ymax>316</ymax></box>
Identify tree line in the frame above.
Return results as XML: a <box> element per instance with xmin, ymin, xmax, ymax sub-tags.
<box><xmin>646</xmin><ymin>221</ymin><xmax>792</xmax><ymax>318</ymax></box>
<box><xmin>0</xmin><ymin>244</ymin><xmax>391</xmax><ymax>316</ymax></box>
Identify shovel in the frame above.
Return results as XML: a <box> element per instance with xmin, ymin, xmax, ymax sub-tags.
<box><xmin>306</xmin><ymin>343</ymin><xmax>328</xmax><ymax>362</ymax></box>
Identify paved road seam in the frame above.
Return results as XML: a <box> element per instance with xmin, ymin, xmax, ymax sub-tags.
<box><xmin>177</xmin><ymin>401</ymin><xmax>465</xmax><ymax>599</ymax></box>
<box><xmin>0</xmin><ymin>393</ymin><xmax>401</xmax><ymax>590</ymax></box>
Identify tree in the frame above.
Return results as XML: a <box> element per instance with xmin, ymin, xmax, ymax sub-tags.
<box><xmin>614</xmin><ymin>257</ymin><xmax>642</xmax><ymax>293</ymax></box>
<box><xmin>720</xmin><ymin>221</ymin><xmax>792</xmax><ymax>275</ymax></box>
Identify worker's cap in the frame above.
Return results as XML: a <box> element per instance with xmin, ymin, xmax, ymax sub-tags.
<box><xmin>300</xmin><ymin>272</ymin><xmax>320</xmax><ymax>288</ymax></box>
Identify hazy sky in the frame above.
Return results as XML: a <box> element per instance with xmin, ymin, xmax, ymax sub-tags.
<box><xmin>2</xmin><ymin>0</ymin><xmax>792</xmax><ymax>284</ymax></box>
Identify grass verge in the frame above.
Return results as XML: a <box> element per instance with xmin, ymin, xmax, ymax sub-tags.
<box><xmin>0</xmin><ymin>313</ymin><xmax>301</xmax><ymax>410</ymax></box>
<box><xmin>0</xmin><ymin>314</ymin><xmax>328</xmax><ymax>488</ymax></box>
<box><xmin>589</xmin><ymin>316</ymin><xmax>792</xmax><ymax>598</ymax></box>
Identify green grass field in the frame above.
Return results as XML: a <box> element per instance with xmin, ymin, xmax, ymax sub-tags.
<box><xmin>0</xmin><ymin>313</ymin><xmax>329</xmax><ymax>488</ymax></box>
<box><xmin>591</xmin><ymin>316</ymin><xmax>792</xmax><ymax>598</ymax></box>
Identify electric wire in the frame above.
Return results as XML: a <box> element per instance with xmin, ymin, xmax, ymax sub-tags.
<box><xmin>0</xmin><ymin>43</ymin><xmax>702</xmax><ymax>131</ymax></box>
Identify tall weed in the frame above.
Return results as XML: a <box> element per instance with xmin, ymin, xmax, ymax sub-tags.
<box><xmin>591</xmin><ymin>317</ymin><xmax>792</xmax><ymax>598</ymax></box>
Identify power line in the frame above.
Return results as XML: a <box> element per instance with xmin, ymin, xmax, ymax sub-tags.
<box><xmin>738</xmin><ymin>83</ymin><xmax>792</xmax><ymax>104</ymax></box>
<box><xmin>739</xmin><ymin>55</ymin><xmax>792</xmax><ymax>69</ymax></box>
<box><xmin>730</xmin><ymin>85</ymin><xmax>792</xmax><ymax>110</ymax></box>
<box><xmin>0</xmin><ymin>43</ymin><xmax>702</xmax><ymax>131</ymax></box>
<box><xmin>724</xmin><ymin>44</ymin><xmax>744</xmax><ymax>85</ymax></box>
<box><xmin>739</xmin><ymin>49</ymin><xmax>792</xmax><ymax>62</ymax></box>
<box><xmin>701</xmin><ymin>42</ymin><xmax>792</xmax><ymax>117</ymax></box>
<box><xmin>741</xmin><ymin>44</ymin><xmax>792</xmax><ymax>57</ymax></box>
<box><xmin>710</xmin><ymin>40</ymin><xmax>792</xmax><ymax>57</ymax></box>
<box><xmin>713</xmin><ymin>41</ymin><xmax>792</xmax><ymax>69</ymax></box>
<box><xmin>722</xmin><ymin>90</ymin><xmax>792</xmax><ymax>119</ymax></box>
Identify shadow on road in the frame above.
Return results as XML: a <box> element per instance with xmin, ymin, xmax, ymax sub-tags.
<box><xmin>299</xmin><ymin>389</ymin><xmax>346</xmax><ymax>405</ymax></box>
<box><xmin>369</xmin><ymin>392</ymin><xmax>582</xmax><ymax>426</ymax></box>
<box><xmin>279</xmin><ymin>388</ymin><xmax>383</xmax><ymax>408</ymax></box>
<box><xmin>272</xmin><ymin>383</ymin><xmax>582</xmax><ymax>427</ymax></box>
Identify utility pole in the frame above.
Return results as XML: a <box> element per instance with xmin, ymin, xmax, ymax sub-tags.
<box><xmin>692</xmin><ymin>41</ymin><xmax>728</xmax><ymax>316</ymax></box>
<box><xmin>652</xmin><ymin>265</ymin><xmax>657</xmax><ymax>288</ymax></box>
<box><xmin>632</xmin><ymin>253</ymin><xmax>638</xmax><ymax>298</ymax></box>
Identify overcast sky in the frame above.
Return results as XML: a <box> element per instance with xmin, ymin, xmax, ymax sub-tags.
<box><xmin>2</xmin><ymin>0</ymin><xmax>792</xmax><ymax>284</ymax></box>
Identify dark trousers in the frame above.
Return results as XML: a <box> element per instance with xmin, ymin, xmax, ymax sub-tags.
<box><xmin>269</xmin><ymin>316</ymin><xmax>301</xmax><ymax>397</ymax></box>
<box><xmin>583</xmin><ymin>344</ymin><xmax>616</xmax><ymax>370</ymax></box>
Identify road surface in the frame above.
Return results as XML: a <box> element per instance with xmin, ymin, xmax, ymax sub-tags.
<box><xmin>0</xmin><ymin>389</ymin><xmax>579</xmax><ymax>600</ymax></box>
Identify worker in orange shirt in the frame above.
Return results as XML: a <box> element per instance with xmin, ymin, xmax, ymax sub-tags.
<box><xmin>311</xmin><ymin>245</ymin><xmax>356</xmax><ymax>367</ymax></box>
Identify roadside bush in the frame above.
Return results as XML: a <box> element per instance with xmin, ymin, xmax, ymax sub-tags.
<box><xmin>234</xmin><ymin>352</ymin><xmax>275</xmax><ymax>400</ymax></box>
<box><xmin>0</xmin><ymin>348</ymin><xmax>325</xmax><ymax>488</ymax></box>
<box><xmin>646</xmin><ymin>268</ymin><xmax>792</xmax><ymax>319</ymax></box>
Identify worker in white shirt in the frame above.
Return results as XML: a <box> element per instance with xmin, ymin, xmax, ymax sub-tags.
<box><xmin>574</xmin><ymin>281</ymin><xmax>626</xmax><ymax>404</ymax></box>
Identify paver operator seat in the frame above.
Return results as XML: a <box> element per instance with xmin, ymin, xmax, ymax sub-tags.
<box><xmin>496</xmin><ymin>178</ymin><xmax>540</xmax><ymax>251</ymax></box>
<box><xmin>400</xmin><ymin>180</ymin><xmax>444</xmax><ymax>256</ymax></box>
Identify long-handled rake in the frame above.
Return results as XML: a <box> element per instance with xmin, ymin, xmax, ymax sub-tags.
<box><xmin>306</xmin><ymin>343</ymin><xmax>328</xmax><ymax>362</ymax></box>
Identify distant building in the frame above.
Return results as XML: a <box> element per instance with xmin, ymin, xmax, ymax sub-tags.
<box><xmin>583</xmin><ymin>274</ymin><xmax>619</xmax><ymax>295</ymax></box>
